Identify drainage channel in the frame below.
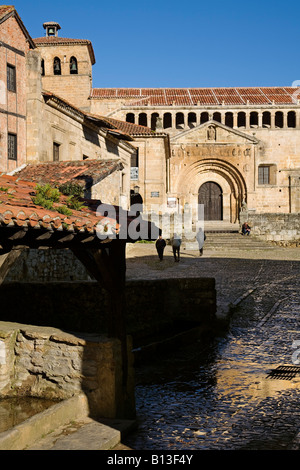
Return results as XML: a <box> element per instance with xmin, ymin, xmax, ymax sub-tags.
<box><xmin>124</xmin><ymin>281</ymin><xmax>300</xmax><ymax>450</ymax></box>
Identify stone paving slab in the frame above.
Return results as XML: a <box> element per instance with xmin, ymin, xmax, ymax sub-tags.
<box><xmin>27</xmin><ymin>417</ymin><xmax>135</xmax><ymax>450</ymax></box>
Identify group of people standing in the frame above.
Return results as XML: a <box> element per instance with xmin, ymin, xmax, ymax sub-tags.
<box><xmin>155</xmin><ymin>228</ymin><xmax>206</xmax><ymax>262</ymax></box>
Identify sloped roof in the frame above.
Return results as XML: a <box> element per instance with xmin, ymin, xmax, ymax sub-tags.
<box><xmin>34</xmin><ymin>36</ymin><xmax>96</xmax><ymax>64</ymax></box>
<box><xmin>102</xmin><ymin>117</ymin><xmax>154</xmax><ymax>136</ymax></box>
<box><xmin>90</xmin><ymin>87</ymin><xmax>299</xmax><ymax>106</ymax></box>
<box><xmin>0</xmin><ymin>174</ymin><xmax>114</xmax><ymax>235</ymax></box>
<box><xmin>42</xmin><ymin>91</ymin><xmax>134</xmax><ymax>142</ymax></box>
<box><xmin>0</xmin><ymin>5</ymin><xmax>35</xmax><ymax>48</ymax></box>
<box><xmin>12</xmin><ymin>160</ymin><xmax>123</xmax><ymax>189</ymax></box>
<box><xmin>0</xmin><ymin>174</ymin><xmax>158</xmax><ymax>242</ymax></box>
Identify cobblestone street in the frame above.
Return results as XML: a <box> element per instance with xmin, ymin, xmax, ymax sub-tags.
<box><xmin>124</xmin><ymin>234</ymin><xmax>300</xmax><ymax>450</ymax></box>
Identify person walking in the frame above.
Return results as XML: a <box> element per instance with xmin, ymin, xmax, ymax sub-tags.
<box><xmin>155</xmin><ymin>234</ymin><xmax>166</xmax><ymax>261</ymax></box>
<box><xmin>196</xmin><ymin>227</ymin><xmax>206</xmax><ymax>256</ymax></box>
<box><xmin>171</xmin><ymin>233</ymin><xmax>181</xmax><ymax>262</ymax></box>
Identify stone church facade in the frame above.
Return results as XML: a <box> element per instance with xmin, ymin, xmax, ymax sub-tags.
<box><xmin>32</xmin><ymin>20</ymin><xmax>300</xmax><ymax>229</ymax></box>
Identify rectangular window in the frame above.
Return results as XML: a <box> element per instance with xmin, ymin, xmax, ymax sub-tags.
<box><xmin>8</xmin><ymin>133</ymin><xmax>17</xmax><ymax>160</ymax></box>
<box><xmin>258</xmin><ymin>166</ymin><xmax>270</xmax><ymax>185</ymax></box>
<box><xmin>7</xmin><ymin>64</ymin><xmax>16</xmax><ymax>92</ymax></box>
<box><xmin>53</xmin><ymin>142</ymin><xmax>60</xmax><ymax>161</ymax></box>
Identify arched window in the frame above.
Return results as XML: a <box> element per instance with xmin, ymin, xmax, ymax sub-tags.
<box><xmin>200</xmin><ymin>112</ymin><xmax>209</xmax><ymax>124</ymax></box>
<box><xmin>126</xmin><ymin>113</ymin><xmax>135</xmax><ymax>123</ymax></box>
<box><xmin>237</xmin><ymin>112</ymin><xmax>246</xmax><ymax>127</ymax></box>
<box><xmin>287</xmin><ymin>111</ymin><xmax>296</xmax><ymax>128</ymax></box>
<box><xmin>213</xmin><ymin>112</ymin><xmax>221</xmax><ymax>123</ymax></box>
<box><xmin>225</xmin><ymin>112</ymin><xmax>233</xmax><ymax>128</ymax></box>
<box><xmin>53</xmin><ymin>57</ymin><xmax>61</xmax><ymax>75</ymax></box>
<box><xmin>139</xmin><ymin>113</ymin><xmax>148</xmax><ymax>127</ymax></box>
<box><xmin>188</xmin><ymin>112</ymin><xmax>196</xmax><ymax>127</ymax></box>
<box><xmin>151</xmin><ymin>113</ymin><xmax>159</xmax><ymax>130</ymax></box>
<box><xmin>262</xmin><ymin>111</ymin><xmax>271</xmax><ymax>128</ymax></box>
<box><xmin>176</xmin><ymin>112</ymin><xmax>184</xmax><ymax>128</ymax></box>
<box><xmin>70</xmin><ymin>56</ymin><xmax>78</xmax><ymax>74</ymax></box>
<box><xmin>41</xmin><ymin>59</ymin><xmax>45</xmax><ymax>76</ymax></box>
<box><xmin>163</xmin><ymin>113</ymin><xmax>172</xmax><ymax>129</ymax></box>
<box><xmin>250</xmin><ymin>112</ymin><xmax>258</xmax><ymax>127</ymax></box>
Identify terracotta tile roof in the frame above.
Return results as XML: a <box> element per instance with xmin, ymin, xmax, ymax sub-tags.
<box><xmin>90</xmin><ymin>87</ymin><xmax>299</xmax><ymax>106</ymax></box>
<box><xmin>33</xmin><ymin>36</ymin><xmax>95</xmax><ymax>64</ymax></box>
<box><xmin>0</xmin><ymin>174</ymin><xmax>117</xmax><ymax>235</ymax></box>
<box><xmin>12</xmin><ymin>160</ymin><xmax>124</xmax><ymax>190</ymax></box>
<box><xmin>42</xmin><ymin>91</ymin><xmax>134</xmax><ymax>141</ymax></box>
<box><xmin>102</xmin><ymin>117</ymin><xmax>153</xmax><ymax>136</ymax></box>
<box><xmin>0</xmin><ymin>174</ymin><xmax>158</xmax><ymax>241</ymax></box>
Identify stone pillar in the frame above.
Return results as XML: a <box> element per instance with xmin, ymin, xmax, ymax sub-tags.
<box><xmin>271</xmin><ymin>111</ymin><xmax>275</xmax><ymax>129</ymax></box>
<box><xmin>26</xmin><ymin>50</ymin><xmax>44</xmax><ymax>163</ymax></box>
<box><xmin>233</xmin><ymin>112</ymin><xmax>238</xmax><ymax>128</ymax></box>
<box><xmin>245</xmin><ymin>112</ymin><xmax>250</xmax><ymax>129</ymax></box>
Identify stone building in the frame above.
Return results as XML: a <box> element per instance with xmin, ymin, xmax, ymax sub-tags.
<box><xmin>32</xmin><ymin>19</ymin><xmax>300</xmax><ymax>229</ymax></box>
<box><xmin>0</xmin><ymin>7</ymin><xmax>139</xmax><ymax>210</ymax></box>
<box><xmin>0</xmin><ymin>6</ymin><xmax>35</xmax><ymax>173</ymax></box>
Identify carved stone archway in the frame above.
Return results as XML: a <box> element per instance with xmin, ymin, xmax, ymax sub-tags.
<box><xmin>174</xmin><ymin>159</ymin><xmax>247</xmax><ymax>223</ymax></box>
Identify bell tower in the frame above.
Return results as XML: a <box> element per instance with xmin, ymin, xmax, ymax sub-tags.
<box><xmin>33</xmin><ymin>22</ymin><xmax>96</xmax><ymax>111</ymax></box>
<box><xmin>43</xmin><ymin>21</ymin><xmax>61</xmax><ymax>37</ymax></box>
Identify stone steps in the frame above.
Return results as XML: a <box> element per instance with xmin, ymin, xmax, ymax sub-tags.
<box><xmin>183</xmin><ymin>232</ymin><xmax>275</xmax><ymax>252</ymax></box>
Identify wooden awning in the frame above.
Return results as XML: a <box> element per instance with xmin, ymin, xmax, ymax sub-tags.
<box><xmin>0</xmin><ymin>174</ymin><xmax>159</xmax><ymax>389</ymax></box>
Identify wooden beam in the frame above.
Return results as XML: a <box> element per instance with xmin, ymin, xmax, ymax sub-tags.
<box><xmin>0</xmin><ymin>249</ymin><xmax>23</xmax><ymax>286</ymax></box>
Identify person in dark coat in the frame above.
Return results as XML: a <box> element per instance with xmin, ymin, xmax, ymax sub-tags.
<box><xmin>242</xmin><ymin>222</ymin><xmax>251</xmax><ymax>236</ymax></box>
<box><xmin>155</xmin><ymin>234</ymin><xmax>166</xmax><ymax>261</ymax></box>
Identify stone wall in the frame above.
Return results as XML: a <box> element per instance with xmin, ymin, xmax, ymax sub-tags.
<box><xmin>6</xmin><ymin>249</ymin><xmax>91</xmax><ymax>282</ymax></box>
<box><xmin>240</xmin><ymin>212</ymin><xmax>300</xmax><ymax>243</ymax></box>
<box><xmin>0</xmin><ymin>322</ymin><xmax>135</xmax><ymax>419</ymax></box>
<box><xmin>0</xmin><ymin>278</ymin><xmax>216</xmax><ymax>347</ymax></box>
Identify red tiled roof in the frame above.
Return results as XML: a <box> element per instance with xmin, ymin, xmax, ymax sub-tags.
<box><xmin>42</xmin><ymin>91</ymin><xmax>134</xmax><ymax>141</ymax></box>
<box><xmin>90</xmin><ymin>87</ymin><xmax>299</xmax><ymax>106</ymax></box>
<box><xmin>12</xmin><ymin>160</ymin><xmax>123</xmax><ymax>189</ymax></box>
<box><xmin>102</xmin><ymin>117</ymin><xmax>153</xmax><ymax>136</ymax></box>
<box><xmin>0</xmin><ymin>174</ymin><xmax>116</xmax><ymax>234</ymax></box>
<box><xmin>0</xmin><ymin>174</ymin><xmax>159</xmax><ymax>242</ymax></box>
<box><xmin>34</xmin><ymin>36</ymin><xmax>96</xmax><ymax>64</ymax></box>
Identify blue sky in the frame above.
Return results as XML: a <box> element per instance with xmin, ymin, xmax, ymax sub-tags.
<box><xmin>10</xmin><ymin>0</ymin><xmax>300</xmax><ymax>88</ymax></box>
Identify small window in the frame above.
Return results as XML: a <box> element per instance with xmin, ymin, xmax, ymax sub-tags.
<box><xmin>53</xmin><ymin>142</ymin><xmax>60</xmax><ymax>161</ymax></box>
<box><xmin>7</xmin><ymin>64</ymin><xmax>16</xmax><ymax>92</ymax></box>
<box><xmin>53</xmin><ymin>57</ymin><xmax>61</xmax><ymax>75</ymax></box>
<box><xmin>258</xmin><ymin>165</ymin><xmax>277</xmax><ymax>185</ymax></box>
<box><xmin>8</xmin><ymin>133</ymin><xmax>17</xmax><ymax>160</ymax></box>
<box><xmin>41</xmin><ymin>59</ymin><xmax>45</xmax><ymax>76</ymax></box>
<box><xmin>258</xmin><ymin>166</ymin><xmax>270</xmax><ymax>184</ymax></box>
<box><xmin>70</xmin><ymin>56</ymin><xmax>78</xmax><ymax>74</ymax></box>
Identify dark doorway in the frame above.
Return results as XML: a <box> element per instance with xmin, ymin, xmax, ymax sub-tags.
<box><xmin>198</xmin><ymin>182</ymin><xmax>223</xmax><ymax>220</ymax></box>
